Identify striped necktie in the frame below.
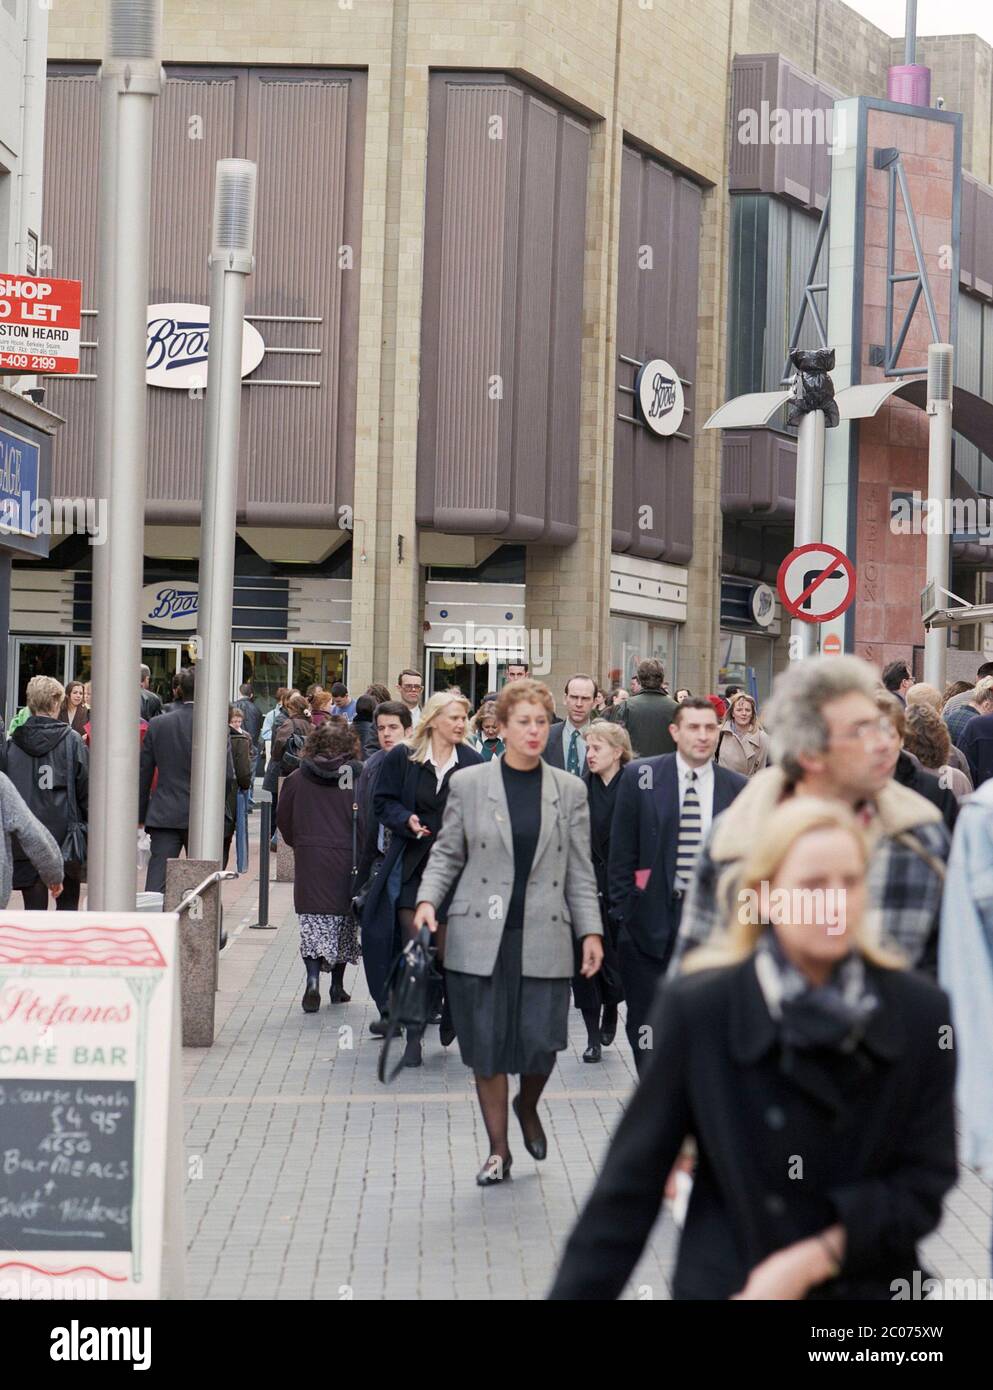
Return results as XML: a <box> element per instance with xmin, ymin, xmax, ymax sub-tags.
<box><xmin>674</xmin><ymin>769</ymin><xmax>702</xmax><ymax>892</ymax></box>
<box><xmin>567</xmin><ymin>728</ymin><xmax>581</xmax><ymax>775</ymax></box>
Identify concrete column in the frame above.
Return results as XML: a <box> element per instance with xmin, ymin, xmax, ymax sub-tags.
<box><xmin>164</xmin><ymin>858</ymin><xmax>220</xmax><ymax>1048</ymax></box>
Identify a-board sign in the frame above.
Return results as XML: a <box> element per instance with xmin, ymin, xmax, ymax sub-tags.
<box><xmin>0</xmin><ymin>914</ymin><xmax>185</xmax><ymax>1300</ymax></box>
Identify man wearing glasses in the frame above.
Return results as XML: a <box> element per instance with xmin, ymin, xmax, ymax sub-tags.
<box><xmin>669</xmin><ymin>655</ymin><xmax>951</xmax><ymax>977</ymax></box>
<box><xmin>396</xmin><ymin>668</ymin><xmax>424</xmax><ymax>729</ymax></box>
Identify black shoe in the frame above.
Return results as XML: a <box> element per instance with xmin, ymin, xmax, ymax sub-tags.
<box><xmin>429</xmin><ymin>1010</ymin><xmax>444</xmax><ymax>1026</ymax></box>
<box><xmin>403</xmin><ymin>1035</ymin><xmax>423</xmax><ymax>1068</ymax></box>
<box><xmin>512</xmin><ymin>1094</ymin><xmax>547</xmax><ymax>1161</ymax></box>
<box><xmin>302</xmin><ymin>960</ymin><xmax>321</xmax><ymax>1014</ymax></box>
<box><xmin>600</xmin><ymin>1006</ymin><xmax>618</xmax><ymax>1048</ymax></box>
<box><xmin>329</xmin><ymin>968</ymin><xmax>350</xmax><ymax>1004</ymax></box>
<box><xmin>475</xmin><ymin>1154</ymin><xmax>512</xmax><ymax>1186</ymax></box>
<box><xmin>583</xmin><ymin>1043</ymin><xmax>602</xmax><ymax>1064</ymax></box>
<box><xmin>369</xmin><ymin>1015</ymin><xmax>390</xmax><ymax>1038</ymax></box>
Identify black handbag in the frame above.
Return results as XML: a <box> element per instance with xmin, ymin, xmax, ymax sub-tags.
<box><xmin>61</xmin><ymin>734</ymin><xmax>88</xmax><ymax>879</ymax></box>
<box><xmin>377</xmin><ymin>927</ymin><xmax>440</xmax><ymax>1085</ymax></box>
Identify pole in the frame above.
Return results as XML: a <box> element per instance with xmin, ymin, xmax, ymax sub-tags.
<box><xmin>188</xmin><ymin>162</ymin><xmax>257</xmax><ymax>861</ymax></box>
<box><xmin>924</xmin><ymin>344</ymin><xmax>953</xmax><ymax>691</ymax></box>
<box><xmin>791</xmin><ymin>408</ymin><xmax>826</xmax><ymax>659</ymax></box>
<box><xmin>89</xmin><ymin>2</ymin><xmax>162</xmax><ymax>910</ymax></box>
<box><xmin>249</xmin><ymin>789</ymin><xmax>273</xmax><ymax>930</ymax></box>
<box><xmin>904</xmin><ymin>0</ymin><xmax>918</xmax><ymax>66</ymax></box>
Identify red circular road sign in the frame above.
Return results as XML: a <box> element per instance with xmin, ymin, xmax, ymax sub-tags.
<box><xmin>777</xmin><ymin>543</ymin><xmax>856</xmax><ymax>624</ymax></box>
<box><xmin>822</xmin><ymin>633</ymin><xmax>842</xmax><ymax>655</ymax></box>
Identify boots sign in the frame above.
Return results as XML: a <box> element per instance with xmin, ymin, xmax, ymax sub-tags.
<box><xmin>145</xmin><ymin>303</ymin><xmax>265</xmax><ymax>389</ymax></box>
<box><xmin>635</xmin><ymin>358</ymin><xmax>685</xmax><ymax>437</ymax></box>
<box><xmin>140</xmin><ymin>581</ymin><xmax>199</xmax><ymax>631</ymax></box>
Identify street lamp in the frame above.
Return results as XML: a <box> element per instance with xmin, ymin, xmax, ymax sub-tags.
<box><xmin>188</xmin><ymin>160</ymin><xmax>257</xmax><ymax>861</ymax></box>
<box><xmin>89</xmin><ymin>0</ymin><xmax>163</xmax><ymax>910</ymax></box>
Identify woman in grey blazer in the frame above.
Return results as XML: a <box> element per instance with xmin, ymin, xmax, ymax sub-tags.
<box><xmin>414</xmin><ymin>679</ymin><xmax>604</xmax><ymax>1186</ymax></box>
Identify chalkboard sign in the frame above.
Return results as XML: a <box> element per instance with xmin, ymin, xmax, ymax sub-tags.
<box><xmin>0</xmin><ymin>913</ymin><xmax>184</xmax><ymax>1298</ymax></box>
<box><xmin>0</xmin><ymin>1079</ymin><xmax>135</xmax><ymax>1252</ymax></box>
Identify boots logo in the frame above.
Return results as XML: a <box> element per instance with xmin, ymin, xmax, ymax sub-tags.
<box><xmin>145</xmin><ymin>303</ymin><xmax>265</xmax><ymax>389</ymax></box>
<box><xmin>635</xmin><ymin>358</ymin><xmax>685</xmax><ymax>437</ymax></box>
<box><xmin>140</xmin><ymin>582</ymin><xmax>199</xmax><ymax>631</ymax></box>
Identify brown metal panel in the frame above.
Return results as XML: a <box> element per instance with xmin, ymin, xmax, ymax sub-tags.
<box><xmin>542</xmin><ymin>114</ymin><xmax>587</xmax><ymax>545</ymax></box>
<box><xmin>721</xmin><ymin>429</ymin><xmax>796</xmax><ymax>521</ymax></box>
<box><xmin>508</xmin><ymin>94</ymin><xmax>557</xmax><ymax>540</ymax></box>
<box><xmin>146</xmin><ymin>74</ymin><xmax>240</xmax><ymax>506</ymax></box>
<box><xmin>612</xmin><ymin>146</ymin><xmax>641</xmax><ymax>552</ymax></box>
<box><xmin>730</xmin><ymin>55</ymin><xmax>840</xmax><ymax>213</ymax></box>
<box><xmin>729</xmin><ymin>59</ymin><xmax>768</xmax><ymax>194</ymax></box>
<box><xmin>244</xmin><ymin>73</ymin><xmax>358</xmax><ymax>513</ymax></box>
<box><xmin>960</xmin><ymin>173</ymin><xmax>976</xmax><ymax>290</ymax></box>
<box><xmin>971</xmin><ymin>177</ymin><xmax>993</xmax><ymax>301</ymax></box>
<box><xmin>613</xmin><ymin>151</ymin><xmax>702</xmax><ymax>564</ymax></box>
<box><xmin>40</xmin><ymin>72</ymin><xmax>101</xmax><ymax>501</ymax></box>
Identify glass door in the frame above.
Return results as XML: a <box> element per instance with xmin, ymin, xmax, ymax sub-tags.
<box><xmin>291</xmin><ymin>646</ymin><xmax>346</xmax><ymax>696</ymax></box>
<box><xmin>236</xmin><ymin>645</ymin><xmax>292</xmax><ymax>715</ymax></box>
<box><xmin>10</xmin><ymin>638</ymin><xmax>71</xmax><ymax>714</ymax></box>
<box><xmin>426</xmin><ymin>650</ymin><xmax>493</xmax><ymax>708</ymax></box>
<box><xmin>141</xmin><ymin>643</ymin><xmax>184</xmax><ymax>703</ymax></box>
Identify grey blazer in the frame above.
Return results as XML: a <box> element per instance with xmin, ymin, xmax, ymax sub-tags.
<box><xmin>415</xmin><ymin>756</ymin><xmax>603</xmax><ymax>979</ymax></box>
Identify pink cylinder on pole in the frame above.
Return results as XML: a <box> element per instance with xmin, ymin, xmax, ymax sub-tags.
<box><xmin>887</xmin><ymin>65</ymin><xmax>931</xmax><ymax>107</ymax></box>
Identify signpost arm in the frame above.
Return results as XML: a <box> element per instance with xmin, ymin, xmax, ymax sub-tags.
<box><xmin>923</xmin><ymin>344</ymin><xmax>953</xmax><ymax>690</ymax></box>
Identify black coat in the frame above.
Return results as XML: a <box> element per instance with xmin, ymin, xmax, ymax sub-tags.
<box><xmin>234</xmin><ymin>696</ymin><xmax>263</xmax><ymax>751</ymax></box>
<box><xmin>140</xmin><ymin>687</ymin><xmax>163</xmax><ymax>720</ymax></box>
<box><xmin>276</xmin><ymin>754</ymin><xmax>363</xmax><ymax>915</ymax></box>
<box><xmin>608</xmin><ymin>753</ymin><xmax>747</xmax><ymax>962</ymax></box>
<box><xmin>360</xmin><ymin>741</ymin><xmax>482</xmax><ymax>1011</ymax></box>
<box><xmin>139</xmin><ymin>701</ymin><xmax>233</xmax><ymax>830</ymax></box>
<box><xmin>355</xmin><ymin>747</ymin><xmax>387</xmax><ymax>889</ymax></box>
<box><xmin>354</xmin><ymin>717</ymin><xmax>379</xmax><ymax>760</ymax></box>
<box><xmin>894</xmin><ymin>750</ymin><xmax>958</xmax><ymax>832</ymax></box>
<box><xmin>613</xmin><ymin>688</ymin><xmax>679</xmax><ymax>757</ymax></box>
<box><xmin>5</xmin><ymin>716</ymin><xmax>89</xmax><ymax>884</ymax></box>
<box><xmin>549</xmin><ymin>956</ymin><xmax>957</xmax><ymax>1301</ymax></box>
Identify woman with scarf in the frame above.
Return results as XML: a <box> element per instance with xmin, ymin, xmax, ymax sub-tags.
<box><xmin>715</xmin><ymin>692</ymin><xmax>770</xmax><ymax>779</ymax></box>
<box><xmin>550</xmin><ymin>797</ymin><xmax>957</xmax><ymax>1300</ymax></box>
<box><xmin>277</xmin><ymin>719</ymin><xmax>364</xmax><ymax>1011</ymax></box>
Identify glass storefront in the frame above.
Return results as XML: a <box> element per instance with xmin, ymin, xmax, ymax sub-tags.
<box><xmin>235</xmin><ymin>645</ymin><xmax>347</xmax><ymax>715</ymax></box>
<box><xmin>718</xmin><ymin>630</ymin><xmax>774</xmax><ymax>704</ymax></box>
<box><xmin>607</xmin><ymin>616</ymin><xmax>677</xmax><ymax>691</ymax></box>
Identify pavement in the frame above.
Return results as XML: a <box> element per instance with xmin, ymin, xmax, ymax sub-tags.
<box><xmin>176</xmin><ymin>814</ymin><xmax>992</xmax><ymax>1301</ymax></box>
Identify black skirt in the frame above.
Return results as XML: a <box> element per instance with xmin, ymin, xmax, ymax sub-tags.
<box><xmin>446</xmin><ymin>926</ymin><xmax>570</xmax><ymax>1077</ymax></box>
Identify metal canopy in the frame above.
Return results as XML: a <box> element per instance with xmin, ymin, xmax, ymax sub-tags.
<box><xmin>703</xmin><ymin>390</ymin><xmax>793</xmax><ymax>430</ymax></box>
<box><xmin>833</xmin><ymin>378</ymin><xmax>923</xmax><ymax>419</ymax></box>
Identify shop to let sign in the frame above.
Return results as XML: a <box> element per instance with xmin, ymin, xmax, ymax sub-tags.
<box><xmin>0</xmin><ymin>275</ymin><xmax>82</xmax><ymax>375</ymax></box>
<box><xmin>0</xmin><ymin>914</ymin><xmax>185</xmax><ymax>1300</ymax></box>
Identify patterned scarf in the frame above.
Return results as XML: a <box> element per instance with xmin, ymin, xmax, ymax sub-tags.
<box><xmin>754</xmin><ymin>930</ymin><xmax>881</xmax><ymax>1055</ymax></box>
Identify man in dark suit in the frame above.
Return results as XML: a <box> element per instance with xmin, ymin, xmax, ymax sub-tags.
<box><xmin>233</xmin><ymin>682</ymin><xmax>263</xmax><ymax>751</ymax></box>
<box><xmin>543</xmin><ymin>673</ymin><xmax>596</xmax><ymax>773</ymax></box>
<box><xmin>139</xmin><ymin>663</ymin><xmax>163</xmax><ymax>720</ymax></box>
<box><xmin>139</xmin><ymin>666</ymin><xmax>199</xmax><ymax>893</ymax></box>
<box><xmin>608</xmin><ymin>696</ymin><xmax>747</xmax><ymax>1071</ymax></box>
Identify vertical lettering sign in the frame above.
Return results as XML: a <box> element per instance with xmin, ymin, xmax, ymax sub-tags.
<box><xmin>0</xmin><ymin>915</ymin><xmax>184</xmax><ymax>1299</ymax></box>
<box><xmin>0</xmin><ymin>276</ymin><xmax>82</xmax><ymax>375</ymax></box>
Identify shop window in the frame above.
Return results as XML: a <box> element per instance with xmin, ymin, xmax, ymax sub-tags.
<box><xmin>607</xmin><ymin>616</ymin><xmax>676</xmax><ymax>691</ymax></box>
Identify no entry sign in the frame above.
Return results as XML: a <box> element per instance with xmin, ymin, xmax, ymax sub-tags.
<box><xmin>0</xmin><ymin>275</ymin><xmax>82</xmax><ymax>375</ymax></box>
<box><xmin>778</xmin><ymin>543</ymin><xmax>856</xmax><ymax>624</ymax></box>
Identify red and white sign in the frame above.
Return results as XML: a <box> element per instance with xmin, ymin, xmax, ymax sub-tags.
<box><xmin>822</xmin><ymin>633</ymin><xmax>842</xmax><ymax>655</ymax></box>
<box><xmin>777</xmin><ymin>543</ymin><xmax>856</xmax><ymax>624</ymax></box>
<box><xmin>0</xmin><ymin>275</ymin><xmax>82</xmax><ymax>375</ymax></box>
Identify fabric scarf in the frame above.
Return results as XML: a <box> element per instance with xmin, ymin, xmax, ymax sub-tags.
<box><xmin>754</xmin><ymin>930</ymin><xmax>881</xmax><ymax>1056</ymax></box>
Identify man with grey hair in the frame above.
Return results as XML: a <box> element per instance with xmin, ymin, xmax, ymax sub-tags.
<box><xmin>944</xmin><ymin>674</ymin><xmax>993</xmax><ymax>750</ymax></box>
<box><xmin>668</xmin><ymin>655</ymin><xmax>951</xmax><ymax>976</ymax></box>
<box><xmin>140</xmin><ymin>663</ymin><xmax>163</xmax><ymax>721</ymax></box>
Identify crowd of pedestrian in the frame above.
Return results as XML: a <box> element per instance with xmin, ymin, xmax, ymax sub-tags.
<box><xmin>4</xmin><ymin>644</ymin><xmax>993</xmax><ymax>1301</ymax></box>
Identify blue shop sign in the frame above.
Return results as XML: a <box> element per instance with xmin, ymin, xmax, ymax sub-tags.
<box><xmin>0</xmin><ymin>424</ymin><xmax>41</xmax><ymax>538</ymax></box>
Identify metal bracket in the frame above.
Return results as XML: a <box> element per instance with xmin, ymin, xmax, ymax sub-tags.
<box><xmin>779</xmin><ymin>195</ymin><xmax>831</xmax><ymax>385</ymax></box>
<box><xmin>872</xmin><ymin>149</ymin><xmax>942</xmax><ymax>376</ymax></box>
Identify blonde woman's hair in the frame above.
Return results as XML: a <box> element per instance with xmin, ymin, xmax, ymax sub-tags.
<box><xmin>905</xmin><ymin>682</ymin><xmax>942</xmax><ymax>714</ymax></box>
<box><xmin>406</xmin><ymin>690</ymin><xmax>471</xmax><ymax>762</ymax></box>
<box><xmin>585</xmin><ymin>719</ymin><xmax>633</xmax><ymax>765</ymax></box>
<box><xmin>681</xmin><ymin>797</ymin><xmax>905</xmax><ymax>975</ymax></box>
<box><xmin>471</xmin><ymin>701</ymin><xmax>499</xmax><ymax>736</ymax></box>
<box><xmin>724</xmin><ymin>692</ymin><xmax>761</xmax><ymax>731</ymax></box>
<box><xmin>26</xmin><ymin>675</ymin><xmax>65</xmax><ymax>715</ymax></box>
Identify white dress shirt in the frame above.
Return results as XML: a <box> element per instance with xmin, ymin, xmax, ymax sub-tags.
<box><xmin>425</xmin><ymin>742</ymin><xmax>459</xmax><ymax>792</ymax></box>
<box><xmin>561</xmin><ymin>720</ymin><xmax>590</xmax><ymax>771</ymax></box>
<box><xmin>675</xmin><ymin>752</ymin><xmax>715</xmax><ymax>843</ymax></box>
<box><xmin>408</xmin><ymin>704</ymin><xmax>422</xmax><ymax>729</ymax></box>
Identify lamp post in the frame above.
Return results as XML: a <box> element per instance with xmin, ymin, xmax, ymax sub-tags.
<box><xmin>188</xmin><ymin>160</ymin><xmax>257</xmax><ymax>861</ymax></box>
<box><xmin>88</xmin><ymin>0</ymin><xmax>163</xmax><ymax>910</ymax></box>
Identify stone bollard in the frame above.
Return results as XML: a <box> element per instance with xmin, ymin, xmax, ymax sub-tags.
<box><xmin>164</xmin><ymin>857</ymin><xmax>220</xmax><ymax>1047</ymax></box>
<box><xmin>276</xmin><ymin>777</ymin><xmax>295</xmax><ymax>882</ymax></box>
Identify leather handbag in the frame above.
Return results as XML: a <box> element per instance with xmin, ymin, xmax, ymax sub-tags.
<box><xmin>377</xmin><ymin>927</ymin><xmax>440</xmax><ymax>1085</ymax></box>
<box><xmin>61</xmin><ymin>734</ymin><xmax>88</xmax><ymax>880</ymax></box>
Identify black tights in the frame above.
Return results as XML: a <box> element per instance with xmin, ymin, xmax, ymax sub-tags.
<box><xmin>475</xmin><ymin>1071</ymin><xmax>550</xmax><ymax>1162</ymax></box>
<box><xmin>22</xmin><ymin>877</ymin><xmax>81</xmax><ymax>911</ymax></box>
